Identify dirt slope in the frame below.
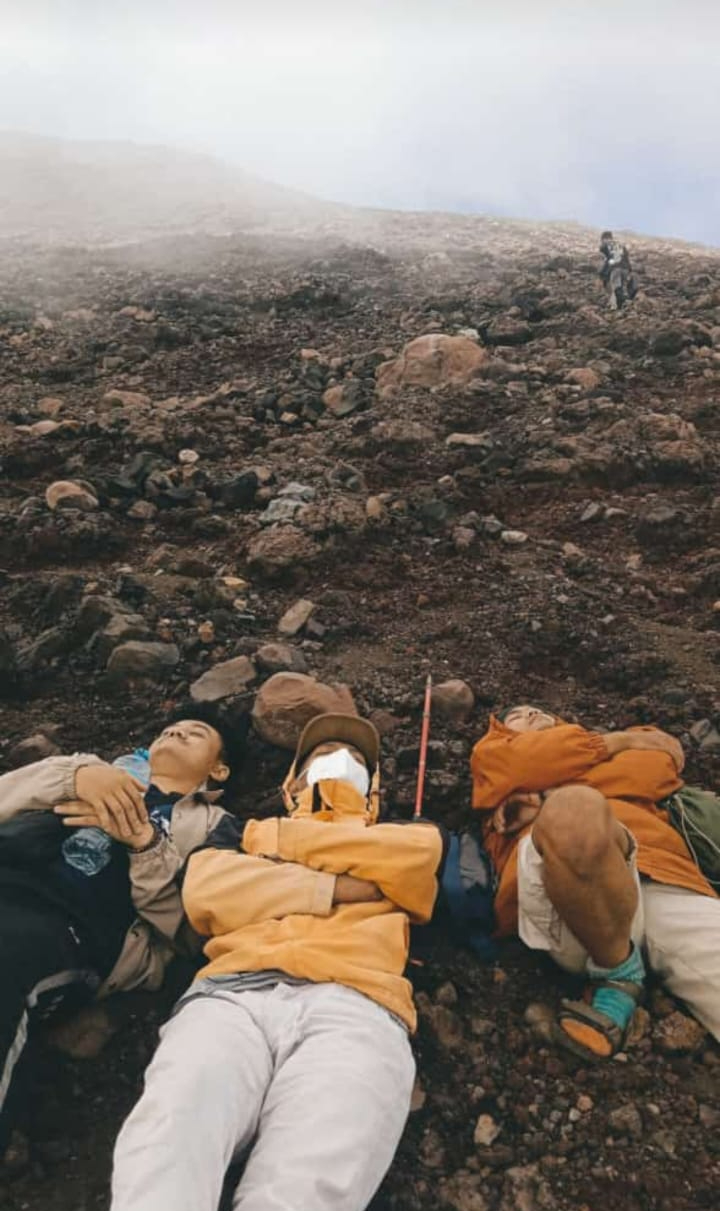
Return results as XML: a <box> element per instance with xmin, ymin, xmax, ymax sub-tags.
<box><xmin>0</xmin><ymin>209</ymin><xmax>719</xmax><ymax>1210</ymax></box>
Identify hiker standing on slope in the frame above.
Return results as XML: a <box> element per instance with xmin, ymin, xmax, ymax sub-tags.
<box><xmin>599</xmin><ymin>230</ymin><xmax>636</xmax><ymax>310</ymax></box>
<box><xmin>470</xmin><ymin>706</ymin><xmax>719</xmax><ymax>1060</ymax></box>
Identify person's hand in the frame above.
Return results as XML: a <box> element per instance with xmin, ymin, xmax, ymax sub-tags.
<box><xmin>493</xmin><ymin>793</ymin><xmax>542</xmax><ymax>835</ymax></box>
<box><xmin>604</xmin><ymin>729</ymin><xmax>685</xmax><ymax>771</ymax></box>
<box><xmin>73</xmin><ymin>764</ymin><xmax>149</xmax><ymax>837</ymax></box>
<box><xmin>54</xmin><ymin>799</ymin><xmax>156</xmax><ymax>850</ymax></box>
<box><xmin>333</xmin><ymin>874</ymin><xmax>384</xmax><ymax>904</ymax></box>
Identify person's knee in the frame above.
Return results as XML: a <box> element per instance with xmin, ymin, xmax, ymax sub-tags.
<box><xmin>534</xmin><ymin>786</ymin><xmax>615</xmax><ymax>872</ymax></box>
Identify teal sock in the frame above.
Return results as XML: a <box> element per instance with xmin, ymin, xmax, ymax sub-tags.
<box><xmin>586</xmin><ymin>943</ymin><xmax>645</xmax><ymax>1029</ymax></box>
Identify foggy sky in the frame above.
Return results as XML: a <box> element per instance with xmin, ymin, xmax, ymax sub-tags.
<box><xmin>2</xmin><ymin>0</ymin><xmax>720</xmax><ymax>245</ymax></box>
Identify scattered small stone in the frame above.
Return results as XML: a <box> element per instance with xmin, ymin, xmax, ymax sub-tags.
<box><xmin>254</xmin><ymin>642</ymin><xmax>308</xmax><ymax>675</ymax></box>
<box><xmin>608</xmin><ymin>1103</ymin><xmax>643</xmax><ymax>1138</ymax></box>
<box><xmin>46</xmin><ymin>480</ymin><xmax>98</xmax><ymax>511</ymax></box>
<box><xmin>473</xmin><ymin>1114</ymin><xmax>501</xmax><ymax>1148</ymax></box>
<box><xmin>690</xmin><ymin>718</ymin><xmax>720</xmax><ymax>750</ymax></box>
<box><xmin>9</xmin><ymin>732</ymin><xmax>61</xmax><ymax>766</ymax></box>
<box><xmin>653</xmin><ymin>1010</ymin><xmax>708</xmax><ymax>1054</ymax></box>
<box><xmin>500</xmin><ymin>529</ymin><xmax>528</xmax><ymax>546</ymax></box>
<box><xmin>278</xmin><ymin>598</ymin><xmax>315</xmax><ymax>638</ymax></box>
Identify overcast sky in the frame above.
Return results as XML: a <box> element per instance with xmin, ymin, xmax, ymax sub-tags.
<box><xmin>2</xmin><ymin>0</ymin><xmax>719</xmax><ymax>245</ymax></box>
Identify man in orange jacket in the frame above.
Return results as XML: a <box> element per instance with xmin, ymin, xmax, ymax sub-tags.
<box><xmin>471</xmin><ymin>705</ymin><xmax>719</xmax><ymax>1059</ymax></box>
<box><xmin>111</xmin><ymin>713</ymin><xmax>443</xmax><ymax>1211</ymax></box>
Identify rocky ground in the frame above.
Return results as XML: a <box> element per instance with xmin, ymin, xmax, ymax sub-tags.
<box><xmin>0</xmin><ymin>212</ymin><xmax>719</xmax><ymax>1211</ymax></box>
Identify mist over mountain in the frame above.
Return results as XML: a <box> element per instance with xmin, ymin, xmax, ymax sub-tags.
<box><xmin>0</xmin><ymin>132</ymin><xmax>333</xmax><ymax>243</ymax></box>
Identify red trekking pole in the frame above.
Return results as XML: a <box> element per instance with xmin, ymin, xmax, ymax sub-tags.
<box><xmin>413</xmin><ymin>674</ymin><xmax>433</xmax><ymax>820</ymax></box>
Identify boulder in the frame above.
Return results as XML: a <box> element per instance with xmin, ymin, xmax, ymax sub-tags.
<box><xmin>252</xmin><ymin>672</ymin><xmax>356</xmax><ymax>750</ymax></box>
<box><xmin>431</xmin><ymin>679</ymin><xmax>475</xmax><ymax>721</ymax></box>
<box><xmin>376</xmin><ymin>334</ymin><xmax>488</xmax><ymax>397</ymax></box>
<box><xmin>45</xmin><ymin>481</ymin><xmax>98</xmax><ymax>512</ymax></box>
<box><xmin>190</xmin><ymin>655</ymin><xmax>257</xmax><ymax>703</ymax></box>
<box><xmin>107</xmin><ymin>641</ymin><xmax>180</xmax><ymax>681</ymax></box>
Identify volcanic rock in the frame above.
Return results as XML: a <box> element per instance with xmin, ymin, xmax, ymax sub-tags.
<box><xmin>251</xmin><ymin>672</ymin><xmax>356</xmax><ymax>749</ymax></box>
<box><xmin>278</xmin><ymin>599</ymin><xmax>315</xmax><ymax>637</ymax></box>
<box><xmin>190</xmin><ymin>655</ymin><xmax>257</xmax><ymax>702</ymax></box>
<box><xmin>106</xmin><ymin>641</ymin><xmax>180</xmax><ymax>681</ymax></box>
<box><xmin>45</xmin><ymin>481</ymin><xmax>98</xmax><ymax>511</ymax></box>
<box><xmin>254</xmin><ymin>642</ymin><xmax>309</xmax><ymax>675</ymax></box>
<box><xmin>431</xmin><ymin>679</ymin><xmax>475</xmax><ymax>721</ymax></box>
<box><xmin>246</xmin><ymin>526</ymin><xmax>321</xmax><ymax>580</ymax></box>
<box><xmin>653</xmin><ymin>1011</ymin><xmax>708</xmax><ymax>1054</ymax></box>
<box><xmin>376</xmin><ymin>334</ymin><xmax>488</xmax><ymax>396</ymax></box>
<box><xmin>322</xmin><ymin>380</ymin><xmax>365</xmax><ymax>417</ymax></box>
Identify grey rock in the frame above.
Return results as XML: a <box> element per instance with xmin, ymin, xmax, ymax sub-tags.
<box><xmin>190</xmin><ymin>655</ymin><xmax>257</xmax><ymax>703</ymax></box>
<box><xmin>107</xmin><ymin>641</ymin><xmax>180</xmax><ymax>681</ymax></box>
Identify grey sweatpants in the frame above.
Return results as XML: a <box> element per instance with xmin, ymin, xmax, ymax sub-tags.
<box><xmin>111</xmin><ymin>980</ymin><xmax>416</xmax><ymax>1211</ymax></box>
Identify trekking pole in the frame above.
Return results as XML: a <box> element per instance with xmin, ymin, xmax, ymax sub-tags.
<box><xmin>413</xmin><ymin>674</ymin><xmax>433</xmax><ymax>820</ymax></box>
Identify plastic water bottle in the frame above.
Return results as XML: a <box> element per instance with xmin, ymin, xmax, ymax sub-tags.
<box><xmin>61</xmin><ymin>748</ymin><xmax>151</xmax><ymax>876</ymax></box>
<box><xmin>62</xmin><ymin>827</ymin><xmax>114</xmax><ymax>876</ymax></box>
<box><xmin>113</xmin><ymin>748</ymin><xmax>151</xmax><ymax>787</ymax></box>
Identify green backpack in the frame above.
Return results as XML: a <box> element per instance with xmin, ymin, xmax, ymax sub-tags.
<box><xmin>662</xmin><ymin>787</ymin><xmax>720</xmax><ymax>891</ymax></box>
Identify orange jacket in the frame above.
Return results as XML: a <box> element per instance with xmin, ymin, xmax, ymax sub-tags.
<box><xmin>183</xmin><ymin>816</ymin><xmax>442</xmax><ymax>1032</ymax></box>
<box><xmin>471</xmin><ymin>717</ymin><xmax>716</xmax><ymax>935</ymax></box>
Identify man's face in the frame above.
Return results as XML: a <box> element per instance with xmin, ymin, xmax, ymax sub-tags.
<box><xmin>502</xmin><ymin>705</ymin><xmax>556</xmax><ymax>734</ymax></box>
<box><xmin>295</xmin><ymin>741</ymin><xmax>368</xmax><ymax>789</ymax></box>
<box><xmin>149</xmin><ymin>719</ymin><xmax>227</xmax><ymax>785</ymax></box>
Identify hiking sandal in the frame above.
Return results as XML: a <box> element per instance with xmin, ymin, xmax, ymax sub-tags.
<box><xmin>555</xmin><ymin>978</ymin><xmax>643</xmax><ymax>1061</ymax></box>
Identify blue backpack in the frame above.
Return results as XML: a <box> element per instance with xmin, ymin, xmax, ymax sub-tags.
<box><xmin>439</xmin><ymin>829</ymin><xmax>498</xmax><ymax>962</ymax></box>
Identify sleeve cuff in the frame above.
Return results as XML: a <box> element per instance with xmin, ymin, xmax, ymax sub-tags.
<box><xmin>63</xmin><ymin>754</ymin><xmax>105</xmax><ymax>800</ymax></box>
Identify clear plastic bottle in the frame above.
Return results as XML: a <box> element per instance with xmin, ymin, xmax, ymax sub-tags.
<box><xmin>61</xmin><ymin>748</ymin><xmax>151</xmax><ymax>875</ymax></box>
<box><xmin>112</xmin><ymin>748</ymin><xmax>151</xmax><ymax>787</ymax></box>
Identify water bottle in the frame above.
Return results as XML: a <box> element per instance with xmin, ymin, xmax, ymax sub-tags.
<box><xmin>61</xmin><ymin>748</ymin><xmax>151</xmax><ymax>875</ymax></box>
<box><xmin>62</xmin><ymin>827</ymin><xmax>114</xmax><ymax>876</ymax></box>
<box><xmin>113</xmin><ymin>748</ymin><xmax>151</xmax><ymax>787</ymax></box>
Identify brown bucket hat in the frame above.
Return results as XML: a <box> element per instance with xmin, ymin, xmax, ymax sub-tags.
<box><xmin>294</xmin><ymin>713</ymin><xmax>380</xmax><ymax>775</ymax></box>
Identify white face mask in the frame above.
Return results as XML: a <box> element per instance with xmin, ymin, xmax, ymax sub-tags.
<box><xmin>305</xmin><ymin>748</ymin><xmax>370</xmax><ymax>798</ymax></box>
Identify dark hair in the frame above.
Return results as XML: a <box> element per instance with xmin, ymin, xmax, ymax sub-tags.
<box><xmin>162</xmin><ymin>702</ymin><xmax>249</xmax><ymax>779</ymax></box>
<box><xmin>600</xmin><ymin>230</ymin><xmax>613</xmax><ymax>241</ymax></box>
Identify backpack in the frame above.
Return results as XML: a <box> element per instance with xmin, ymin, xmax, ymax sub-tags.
<box><xmin>439</xmin><ymin>828</ymin><xmax>498</xmax><ymax>962</ymax></box>
<box><xmin>662</xmin><ymin>787</ymin><xmax>720</xmax><ymax>890</ymax></box>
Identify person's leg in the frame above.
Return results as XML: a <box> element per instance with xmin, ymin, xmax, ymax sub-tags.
<box><xmin>0</xmin><ymin>899</ymin><xmax>95</xmax><ymax>1158</ymax></box>
<box><xmin>111</xmin><ymin>992</ymin><xmax>272</xmax><ymax>1211</ymax></box>
<box><xmin>527</xmin><ymin>788</ymin><xmax>646</xmax><ymax>1055</ymax></box>
<box><xmin>642</xmin><ymin>882</ymin><xmax>720</xmax><ymax>1042</ymax></box>
<box><xmin>233</xmin><ymin>983</ymin><xmax>415</xmax><ymax>1211</ymax></box>
<box><xmin>532</xmin><ymin>786</ymin><xmax>637</xmax><ymax>967</ymax></box>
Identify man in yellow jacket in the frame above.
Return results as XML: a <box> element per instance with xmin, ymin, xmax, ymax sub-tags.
<box><xmin>111</xmin><ymin>713</ymin><xmax>443</xmax><ymax>1211</ymax></box>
